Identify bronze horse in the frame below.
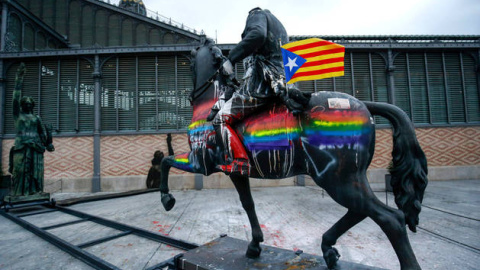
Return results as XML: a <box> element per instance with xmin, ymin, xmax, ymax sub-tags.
<box><xmin>159</xmin><ymin>39</ymin><xmax>428</xmax><ymax>270</ymax></box>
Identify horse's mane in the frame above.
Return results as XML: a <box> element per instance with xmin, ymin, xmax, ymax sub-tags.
<box><xmin>190</xmin><ymin>38</ymin><xmax>219</xmax><ymax>84</ymax></box>
<box><xmin>189</xmin><ymin>38</ymin><xmax>225</xmax><ymax>102</ymax></box>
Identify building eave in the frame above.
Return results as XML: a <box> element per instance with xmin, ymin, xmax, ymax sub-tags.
<box><xmin>0</xmin><ymin>43</ymin><xmax>201</xmax><ymax>58</ymax></box>
<box><xmin>288</xmin><ymin>35</ymin><xmax>480</xmax><ymax>50</ymax></box>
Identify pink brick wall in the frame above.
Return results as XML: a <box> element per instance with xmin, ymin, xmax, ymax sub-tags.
<box><xmin>2</xmin><ymin>127</ymin><xmax>479</xmax><ymax>179</ymax></box>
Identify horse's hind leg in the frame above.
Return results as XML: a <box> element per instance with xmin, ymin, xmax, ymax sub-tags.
<box><xmin>322</xmin><ymin>175</ymin><xmax>421</xmax><ymax>270</ymax></box>
<box><xmin>366</xmin><ymin>197</ymin><xmax>421</xmax><ymax>269</ymax></box>
<box><xmin>230</xmin><ymin>174</ymin><xmax>264</xmax><ymax>258</ymax></box>
<box><xmin>321</xmin><ymin>210</ymin><xmax>366</xmax><ymax>269</ymax></box>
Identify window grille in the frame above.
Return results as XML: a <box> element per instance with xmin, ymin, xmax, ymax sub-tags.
<box><xmin>371</xmin><ymin>53</ymin><xmax>389</xmax><ymax>124</ymax></box>
<box><xmin>352</xmin><ymin>53</ymin><xmax>371</xmax><ymax>101</ymax></box>
<box><xmin>2</xmin><ymin>50</ymin><xmax>478</xmax><ymax>136</ymax></box>
<box><xmin>427</xmin><ymin>53</ymin><xmax>448</xmax><ymax>124</ymax></box>
<box><xmin>445</xmin><ymin>52</ymin><xmax>466</xmax><ymax>123</ymax></box>
<box><xmin>315</xmin><ymin>77</ymin><xmax>335</xmax><ymax>93</ymax></box>
<box><xmin>39</xmin><ymin>60</ymin><xmax>58</xmax><ymax>129</ymax></box>
<box><xmin>78</xmin><ymin>59</ymin><xmax>95</xmax><ymax>131</ymax></box>
<box><xmin>335</xmin><ymin>52</ymin><xmax>353</xmax><ymax>96</ymax></box>
<box><xmin>177</xmin><ymin>56</ymin><xmax>194</xmax><ymax>129</ymax></box>
<box><xmin>101</xmin><ymin>58</ymin><xmax>118</xmax><ymax>131</ymax></box>
<box><xmin>98</xmin><ymin>54</ymin><xmax>194</xmax><ymax>133</ymax></box>
<box><xmin>59</xmin><ymin>59</ymin><xmax>78</xmax><ymax>132</ymax></box>
<box><xmin>117</xmin><ymin>57</ymin><xmax>136</xmax><ymax>130</ymax></box>
<box><xmin>138</xmin><ymin>56</ymin><xmax>157</xmax><ymax>130</ymax></box>
<box><xmin>463</xmin><ymin>54</ymin><xmax>480</xmax><ymax>122</ymax></box>
<box><xmin>393</xmin><ymin>53</ymin><xmax>412</xmax><ymax>119</ymax></box>
<box><xmin>156</xmin><ymin>55</ymin><xmax>177</xmax><ymax>129</ymax></box>
<box><xmin>408</xmin><ymin>53</ymin><xmax>430</xmax><ymax>124</ymax></box>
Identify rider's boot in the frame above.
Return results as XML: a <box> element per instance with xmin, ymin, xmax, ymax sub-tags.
<box><xmin>214</xmin><ymin>124</ymin><xmax>250</xmax><ymax>176</ymax></box>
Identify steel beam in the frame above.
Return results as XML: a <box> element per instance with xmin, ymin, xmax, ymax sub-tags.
<box><xmin>54</xmin><ymin>205</ymin><xmax>199</xmax><ymax>250</ymax></box>
<box><xmin>0</xmin><ymin>44</ymin><xmax>200</xmax><ymax>59</ymax></box>
<box><xmin>0</xmin><ymin>209</ymin><xmax>120</xmax><ymax>270</ymax></box>
<box><xmin>77</xmin><ymin>231</ymin><xmax>132</xmax><ymax>249</ymax></box>
<box><xmin>386</xmin><ymin>49</ymin><xmax>396</xmax><ymax>105</ymax></box>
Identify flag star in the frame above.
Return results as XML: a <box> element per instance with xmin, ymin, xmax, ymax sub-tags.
<box><xmin>285</xmin><ymin>57</ymin><xmax>298</xmax><ymax>72</ymax></box>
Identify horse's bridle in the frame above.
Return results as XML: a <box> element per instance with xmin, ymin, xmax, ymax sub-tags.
<box><xmin>189</xmin><ymin>69</ymin><xmax>220</xmax><ymax>103</ymax></box>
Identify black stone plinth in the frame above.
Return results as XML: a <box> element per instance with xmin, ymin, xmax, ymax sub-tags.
<box><xmin>177</xmin><ymin>236</ymin><xmax>386</xmax><ymax>270</ymax></box>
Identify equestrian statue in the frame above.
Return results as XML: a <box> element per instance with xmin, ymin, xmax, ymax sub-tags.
<box><xmin>159</xmin><ymin>8</ymin><xmax>428</xmax><ymax>270</ymax></box>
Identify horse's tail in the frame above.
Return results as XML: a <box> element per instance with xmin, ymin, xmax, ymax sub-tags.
<box><xmin>364</xmin><ymin>101</ymin><xmax>428</xmax><ymax>232</ymax></box>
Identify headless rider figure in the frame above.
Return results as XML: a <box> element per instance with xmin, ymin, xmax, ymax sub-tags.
<box><xmin>208</xmin><ymin>7</ymin><xmax>310</xmax><ymax>176</ymax></box>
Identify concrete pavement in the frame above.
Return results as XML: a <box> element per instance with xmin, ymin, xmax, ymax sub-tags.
<box><xmin>0</xmin><ymin>180</ymin><xmax>479</xmax><ymax>270</ymax></box>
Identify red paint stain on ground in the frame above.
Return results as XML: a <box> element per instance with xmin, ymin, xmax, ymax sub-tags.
<box><xmin>259</xmin><ymin>224</ymin><xmax>285</xmax><ymax>247</ymax></box>
<box><xmin>152</xmin><ymin>221</ymin><xmax>172</xmax><ymax>236</ymax></box>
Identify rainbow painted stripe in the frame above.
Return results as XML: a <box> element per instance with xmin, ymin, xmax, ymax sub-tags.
<box><xmin>173</xmin><ymin>153</ymin><xmax>192</xmax><ymax>171</ymax></box>
<box><xmin>189</xmin><ymin>101</ymin><xmax>216</xmax><ymax>135</ymax></box>
<box><xmin>305</xmin><ymin>110</ymin><xmax>371</xmax><ymax>147</ymax></box>
<box><xmin>188</xmin><ymin>119</ymin><xmax>214</xmax><ymax>134</ymax></box>
<box><xmin>243</xmin><ymin>110</ymin><xmax>371</xmax><ymax>150</ymax></box>
<box><xmin>244</xmin><ymin>112</ymin><xmax>299</xmax><ymax>150</ymax></box>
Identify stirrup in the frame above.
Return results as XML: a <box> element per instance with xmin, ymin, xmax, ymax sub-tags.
<box><xmin>216</xmin><ymin>159</ymin><xmax>250</xmax><ymax>176</ymax></box>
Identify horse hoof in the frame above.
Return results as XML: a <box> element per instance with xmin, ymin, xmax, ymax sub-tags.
<box><xmin>324</xmin><ymin>247</ymin><xmax>340</xmax><ymax>269</ymax></box>
<box><xmin>161</xmin><ymin>193</ymin><xmax>176</xmax><ymax>211</ymax></box>
<box><xmin>246</xmin><ymin>241</ymin><xmax>262</xmax><ymax>258</ymax></box>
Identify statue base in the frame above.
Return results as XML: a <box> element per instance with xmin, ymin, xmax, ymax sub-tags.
<box><xmin>176</xmin><ymin>236</ymin><xmax>386</xmax><ymax>270</ymax></box>
<box><xmin>2</xmin><ymin>192</ymin><xmax>51</xmax><ymax>209</ymax></box>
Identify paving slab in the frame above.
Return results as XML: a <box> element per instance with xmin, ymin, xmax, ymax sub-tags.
<box><xmin>0</xmin><ymin>180</ymin><xmax>479</xmax><ymax>270</ymax></box>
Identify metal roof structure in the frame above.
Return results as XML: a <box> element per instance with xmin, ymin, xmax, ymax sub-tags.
<box><xmin>290</xmin><ymin>35</ymin><xmax>480</xmax><ymax>49</ymax></box>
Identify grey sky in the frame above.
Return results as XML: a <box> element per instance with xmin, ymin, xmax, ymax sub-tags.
<box><xmin>142</xmin><ymin>0</ymin><xmax>480</xmax><ymax>43</ymax></box>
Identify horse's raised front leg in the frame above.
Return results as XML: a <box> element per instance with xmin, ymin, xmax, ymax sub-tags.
<box><xmin>160</xmin><ymin>152</ymin><xmax>195</xmax><ymax>211</ymax></box>
<box><xmin>230</xmin><ymin>174</ymin><xmax>264</xmax><ymax>258</ymax></box>
<box><xmin>321</xmin><ymin>210</ymin><xmax>366</xmax><ymax>269</ymax></box>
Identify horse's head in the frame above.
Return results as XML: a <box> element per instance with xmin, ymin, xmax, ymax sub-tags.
<box><xmin>190</xmin><ymin>38</ymin><xmax>225</xmax><ymax>104</ymax></box>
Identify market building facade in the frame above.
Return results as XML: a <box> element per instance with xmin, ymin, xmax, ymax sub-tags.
<box><xmin>1</xmin><ymin>0</ymin><xmax>479</xmax><ymax>193</ymax></box>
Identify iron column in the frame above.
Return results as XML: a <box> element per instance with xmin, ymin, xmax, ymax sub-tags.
<box><xmin>92</xmin><ymin>54</ymin><xmax>101</xmax><ymax>192</ymax></box>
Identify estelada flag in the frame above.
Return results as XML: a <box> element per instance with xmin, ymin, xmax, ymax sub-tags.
<box><xmin>281</xmin><ymin>38</ymin><xmax>345</xmax><ymax>84</ymax></box>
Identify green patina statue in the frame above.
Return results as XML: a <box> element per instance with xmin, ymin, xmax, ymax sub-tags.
<box><xmin>7</xmin><ymin>63</ymin><xmax>54</xmax><ymax>200</ymax></box>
